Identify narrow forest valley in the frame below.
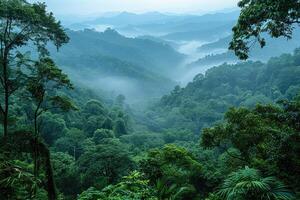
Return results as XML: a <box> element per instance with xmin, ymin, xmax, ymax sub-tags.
<box><xmin>0</xmin><ymin>0</ymin><xmax>300</xmax><ymax>200</ymax></box>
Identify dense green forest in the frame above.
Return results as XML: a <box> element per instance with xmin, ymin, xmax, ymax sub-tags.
<box><xmin>145</xmin><ymin>50</ymin><xmax>300</xmax><ymax>133</ymax></box>
<box><xmin>0</xmin><ymin>0</ymin><xmax>299</xmax><ymax>200</ymax></box>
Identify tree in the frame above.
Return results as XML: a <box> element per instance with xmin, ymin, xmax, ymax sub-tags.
<box><xmin>102</xmin><ymin>117</ymin><xmax>113</xmax><ymax>130</ymax></box>
<box><xmin>26</xmin><ymin>57</ymin><xmax>75</xmax><ymax>186</ymax></box>
<box><xmin>39</xmin><ymin>112</ymin><xmax>68</xmax><ymax>145</ymax></box>
<box><xmin>0</xmin><ymin>0</ymin><xmax>69</xmax><ymax>137</ymax></box>
<box><xmin>155</xmin><ymin>178</ymin><xmax>197</xmax><ymax>200</ymax></box>
<box><xmin>77</xmin><ymin>140</ymin><xmax>134</xmax><ymax>189</ymax></box>
<box><xmin>140</xmin><ymin>145</ymin><xmax>204</xmax><ymax>199</ymax></box>
<box><xmin>0</xmin><ymin>156</ymin><xmax>46</xmax><ymax>199</ymax></box>
<box><xmin>54</xmin><ymin>128</ymin><xmax>86</xmax><ymax>159</ymax></box>
<box><xmin>93</xmin><ymin>129</ymin><xmax>114</xmax><ymax>144</ymax></box>
<box><xmin>84</xmin><ymin>115</ymin><xmax>106</xmax><ymax>136</ymax></box>
<box><xmin>51</xmin><ymin>152</ymin><xmax>80</xmax><ymax>199</ymax></box>
<box><xmin>230</xmin><ymin>0</ymin><xmax>300</xmax><ymax>60</ymax></box>
<box><xmin>26</xmin><ymin>58</ymin><xmax>74</xmax><ymax>138</ymax></box>
<box><xmin>78</xmin><ymin>171</ymin><xmax>158</xmax><ymax>200</ymax></box>
<box><xmin>217</xmin><ymin>167</ymin><xmax>294</xmax><ymax>200</ymax></box>
<box><xmin>115</xmin><ymin>94</ymin><xmax>125</xmax><ymax>108</ymax></box>
<box><xmin>98</xmin><ymin>171</ymin><xmax>158</xmax><ymax>200</ymax></box>
<box><xmin>77</xmin><ymin>187</ymin><xmax>103</xmax><ymax>200</ymax></box>
<box><xmin>200</xmin><ymin>96</ymin><xmax>300</xmax><ymax>195</ymax></box>
<box><xmin>201</xmin><ymin>106</ymin><xmax>273</xmax><ymax>163</ymax></box>
<box><xmin>114</xmin><ymin>118</ymin><xmax>127</xmax><ymax>137</ymax></box>
<box><xmin>83</xmin><ymin>100</ymin><xmax>105</xmax><ymax>116</ymax></box>
<box><xmin>0</xmin><ymin>130</ymin><xmax>57</xmax><ymax>200</ymax></box>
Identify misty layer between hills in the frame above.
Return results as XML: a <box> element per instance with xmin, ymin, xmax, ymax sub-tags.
<box><xmin>49</xmin><ymin>11</ymin><xmax>300</xmax><ymax>104</ymax></box>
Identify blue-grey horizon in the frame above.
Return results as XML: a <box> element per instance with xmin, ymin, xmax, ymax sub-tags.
<box><xmin>29</xmin><ymin>0</ymin><xmax>240</xmax><ymax>16</ymax></box>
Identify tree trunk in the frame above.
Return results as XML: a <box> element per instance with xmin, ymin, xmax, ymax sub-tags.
<box><xmin>33</xmin><ymin>112</ymin><xmax>38</xmax><ymax>196</ymax></box>
<box><xmin>33</xmin><ymin>101</ymin><xmax>42</xmax><ymax>197</ymax></box>
<box><xmin>1</xmin><ymin>19</ymin><xmax>11</xmax><ymax>138</ymax></box>
<box><xmin>3</xmin><ymin>50</ymin><xmax>9</xmax><ymax>138</ymax></box>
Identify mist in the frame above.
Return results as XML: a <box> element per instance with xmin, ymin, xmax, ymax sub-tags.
<box><xmin>44</xmin><ymin>8</ymin><xmax>300</xmax><ymax>106</ymax></box>
<box><xmin>5</xmin><ymin>1</ymin><xmax>300</xmax><ymax>199</ymax></box>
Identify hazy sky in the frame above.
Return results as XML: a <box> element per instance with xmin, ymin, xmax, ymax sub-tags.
<box><xmin>31</xmin><ymin>0</ymin><xmax>239</xmax><ymax>16</ymax></box>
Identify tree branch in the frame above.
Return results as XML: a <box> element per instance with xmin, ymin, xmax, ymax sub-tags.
<box><xmin>5</xmin><ymin>23</ymin><xmax>31</xmax><ymax>52</ymax></box>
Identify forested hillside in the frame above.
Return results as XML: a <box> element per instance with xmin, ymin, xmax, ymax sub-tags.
<box><xmin>191</xmin><ymin>28</ymin><xmax>300</xmax><ymax>67</ymax></box>
<box><xmin>145</xmin><ymin>49</ymin><xmax>300</xmax><ymax>133</ymax></box>
<box><xmin>51</xmin><ymin>28</ymin><xmax>184</xmax><ymax>75</ymax></box>
<box><xmin>1</xmin><ymin>0</ymin><xmax>299</xmax><ymax>200</ymax></box>
<box><xmin>47</xmin><ymin>28</ymin><xmax>185</xmax><ymax>101</ymax></box>
<box><xmin>3</xmin><ymin>39</ymin><xmax>300</xmax><ymax>200</ymax></box>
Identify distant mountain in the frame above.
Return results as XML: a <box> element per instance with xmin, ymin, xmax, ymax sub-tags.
<box><xmin>89</xmin><ymin>11</ymin><xmax>239</xmax><ymax>27</ymax></box>
<box><xmin>48</xmin><ymin>28</ymin><xmax>185</xmax><ymax>101</ymax></box>
<box><xmin>136</xmin><ymin>35</ymin><xmax>178</xmax><ymax>48</ymax></box>
<box><xmin>68</xmin><ymin>11</ymin><xmax>240</xmax><ymax>39</ymax></box>
<box><xmin>198</xmin><ymin>35</ymin><xmax>300</xmax><ymax>56</ymax></box>
<box><xmin>178</xmin><ymin>11</ymin><xmax>239</xmax><ymax>23</ymax></box>
<box><xmin>197</xmin><ymin>36</ymin><xmax>231</xmax><ymax>52</ymax></box>
<box><xmin>149</xmin><ymin>49</ymin><xmax>300</xmax><ymax>133</ymax></box>
<box><xmin>190</xmin><ymin>28</ymin><xmax>300</xmax><ymax>69</ymax></box>
<box><xmin>51</xmin><ymin>28</ymin><xmax>184</xmax><ymax>76</ymax></box>
<box><xmin>188</xmin><ymin>51</ymin><xmax>237</xmax><ymax>68</ymax></box>
<box><xmin>68</xmin><ymin>12</ymin><xmax>180</xmax><ymax>30</ymax></box>
<box><xmin>87</xmin><ymin>12</ymin><xmax>179</xmax><ymax>26</ymax></box>
<box><xmin>121</xmin><ymin>12</ymin><xmax>239</xmax><ymax>38</ymax></box>
<box><xmin>161</xmin><ymin>21</ymin><xmax>235</xmax><ymax>41</ymax></box>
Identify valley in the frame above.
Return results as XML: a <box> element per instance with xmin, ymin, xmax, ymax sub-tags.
<box><xmin>55</xmin><ymin>11</ymin><xmax>300</xmax><ymax>102</ymax></box>
<box><xmin>1</xmin><ymin>1</ymin><xmax>300</xmax><ymax>200</ymax></box>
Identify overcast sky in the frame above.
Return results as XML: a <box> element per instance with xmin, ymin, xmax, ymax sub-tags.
<box><xmin>30</xmin><ymin>0</ymin><xmax>239</xmax><ymax>16</ymax></box>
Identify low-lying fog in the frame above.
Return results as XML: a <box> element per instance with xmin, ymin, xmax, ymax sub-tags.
<box><xmin>173</xmin><ymin>40</ymin><xmax>230</xmax><ymax>85</ymax></box>
<box><xmin>63</xmin><ymin>18</ymin><xmax>239</xmax><ymax>104</ymax></box>
<box><xmin>59</xmin><ymin>11</ymin><xmax>300</xmax><ymax>105</ymax></box>
<box><xmin>64</xmin><ymin>29</ymin><xmax>234</xmax><ymax>103</ymax></box>
<box><xmin>177</xmin><ymin>41</ymin><xmax>208</xmax><ymax>64</ymax></box>
<box><xmin>70</xmin><ymin>22</ymin><xmax>235</xmax><ymax>88</ymax></box>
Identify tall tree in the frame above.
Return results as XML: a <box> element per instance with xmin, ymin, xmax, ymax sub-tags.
<box><xmin>25</xmin><ymin>57</ymin><xmax>75</xmax><ymax>195</ymax></box>
<box><xmin>0</xmin><ymin>0</ymin><xmax>69</xmax><ymax>137</ymax></box>
<box><xmin>230</xmin><ymin>0</ymin><xmax>300</xmax><ymax>60</ymax></box>
<box><xmin>26</xmin><ymin>57</ymin><xmax>74</xmax><ymax>140</ymax></box>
